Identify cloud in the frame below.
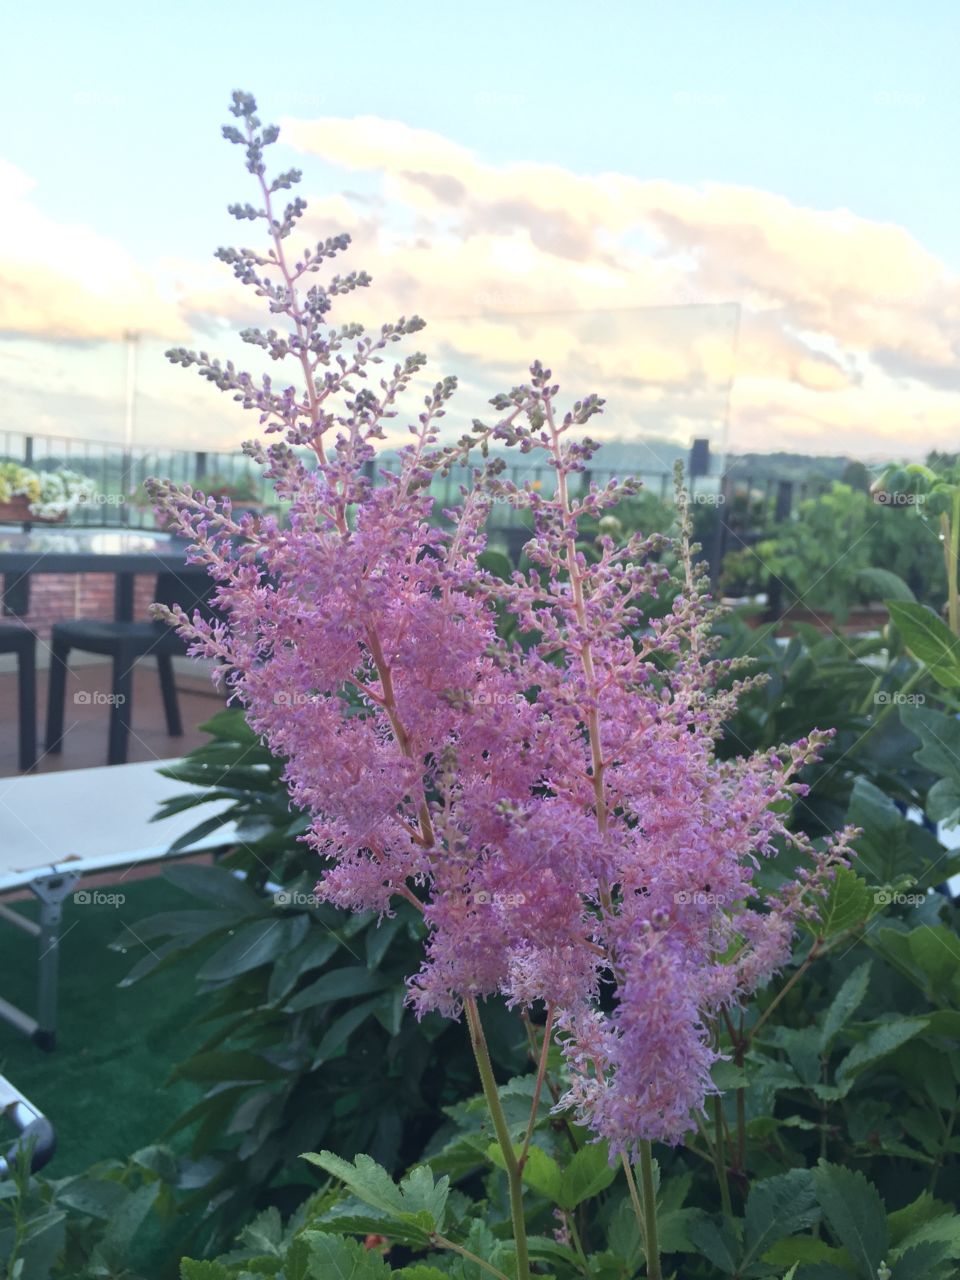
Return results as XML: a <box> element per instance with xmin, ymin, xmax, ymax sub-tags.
<box><xmin>272</xmin><ymin>114</ymin><xmax>960</xmax><ymax>457</ymax></box>
<box><xmin>0</xmin><ymin>159</ymin><xmax>185</xmax><ymax>343</ymax></box>
<box><xmin>5</xmin><ymin>113</ymin><xmax>959</xmax><ymax>459</ymax></box>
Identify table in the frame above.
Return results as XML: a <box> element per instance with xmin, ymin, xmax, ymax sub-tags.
<box><xmin>0</xmin><ymin>529</ymin><xmax>191</xmax><ymax>620</ymax></box>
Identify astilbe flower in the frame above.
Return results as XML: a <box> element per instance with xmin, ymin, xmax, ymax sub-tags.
<box><xmin>151</xmin><ymin>92</ymin><xmax>854</xmax><ymax>1154</ymax></box>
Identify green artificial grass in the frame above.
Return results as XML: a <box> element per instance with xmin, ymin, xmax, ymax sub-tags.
<box><xmin>0</xmin><ymin>876</ymin><xmax>205</xmax><ymax>1177</ymax></box>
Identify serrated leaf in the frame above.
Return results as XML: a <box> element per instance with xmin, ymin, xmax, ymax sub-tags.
<box><xmin>305</xmin><ymin>1231</ymin><xmax>392</xmax><ymax>1278</ymax></box>
<box><xmin>761</xmin><ymin>1235</ymin><xmax>851</xmax><ymax>1269</ymax></box>
<box><xmin>812</xmin><ymin>1162</ymin><xmax>888</xmax><ymax>1276</ymax></box>
<box><xmin>743</xmin><ymin>1169</ymin><xmax>819</xmax><ymax>1265</ymax></box>
<box><xmin>398</xmin><ymin>1164</ymin><xmax>450</xmax><ymax>1223</ymax></box>
<box><xmin>820</xmin><ymin>961</ymin><xmax>872</xmax><ymax>1051</ymax></box>
<box><xmin>558</xmin><ymin>1139</ymin><xmax>617</xmax><ymax>1208</ymax></box>
<box><xmin>239</xmin><ymin>1205</ymin><xmax>283</xmax><ymax>1253</ymax></box>
<box><xmin>180</xmin><ymin>1262</ymin><xmax>234</xmax><ymax>1280</ymax></box>
<box><xmin>302</xmin><ymin>1151</ymin><xmax>405</xmax><ymax>1216</ymax></box>
<box><xmin>686</xmin><ymin>1213</ymin><xmax>739</xmax><ymax>1274</ymax></box>
<box><xmin>892</xmin><ymin>1211</ymin><xmax>960</xmax><ymax>1261</ymax></box>
<box><xmin>805</xmin><ymin>867</ymin><xmax>872</xmax><ymax>939</ymax></box>
<box><xmin>486</xmin><ymin>1142</ymin><xmax>563</xmax><ymax>1203</ymax></box>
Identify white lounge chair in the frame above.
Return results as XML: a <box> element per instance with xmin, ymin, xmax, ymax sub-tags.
<box><xmin>0</xmin><ymin>759</ymin><xmax>236</xmax><ymax>1049</ymax></box>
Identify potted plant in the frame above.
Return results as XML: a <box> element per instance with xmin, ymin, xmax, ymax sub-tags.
<box><xmin>0</xmin><ymin>464</ymin><xmax>94</xmax><ymax>523</ymax></box>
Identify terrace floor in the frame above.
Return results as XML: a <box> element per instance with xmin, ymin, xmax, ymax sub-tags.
<box><xmin>0</xmin><ymin>657</ymin><xmax>225</xmax><ymax>777</ymax></box>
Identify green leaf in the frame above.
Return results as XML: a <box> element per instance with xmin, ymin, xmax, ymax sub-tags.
<box><xmin>889</xmin><ymin>1192</ymin><xmax>953</xmax><ymax>1247</ymax></box>
<box><xmin>893</xmin><ymin>1210</ymin><xmax>960</xmax><ymax>1261</ymax></box>
<box><xmin>836</xmin><ymin>1018</ymin><xmax>929</xmax><ymax>1085</ymax></box>
<box><xmin>305</xmin><ymin>1232</ymin><xmax>392</xmax><ymax>1279</ymax></box>
<box><xmin>180</xmin><ymin>1263</ymin><xmax>235</xmax><ymax>1280</ymax></box>
<box><xmin>743</xmin><ymin>1169</ymin><xmax>819</xmax><ymax>1265</ymax></box>
<box><xmin>267</xmin><ymin>930</ymin><xmax>341</xmax><ymax>1003</ymax></box>
<box><xmin>887</xmin><ymin>601</ymin><xmax>960</xmax><ymax>688</ymax></box>
<box><xmin>900</xmin><ymin>704</ymin><xmax>960</xmax><ymax>781</ymax></box>
<box><xmin>805</xmin><ymin>867</ymin><xmax>872</xmax><ymax>939</ymax></box>
<box><xmin>478</xmin><ymin>549</ymin><xmax>514</xmax><ymax>581</ymax></box>
<box><xmin>164</xmin><ymin>862</ymin><xmax>266</xmax><ymax>913</ymax></box>
<box><xmin>926</xmin><ymin>777</ymin><xmax>960</xmax><ymax>825</ymax></box>
<box><xmin>876</xmin><ymin>925</ymin><xmax>960</xmax><ymax>1001</ymax></box>
<box><xmin>486</xmin><ymin>1143</ymin><xmax>563</xmax><ymax>1203</ymax></box>
<box><xmin>762</xmin><ymin>1235</ymin><xmax>852</xmax><ymax>1269</ymax></box>
<box><xmin>558</xmin><ymin>1139</ymin><xmax>617</xmax><ymax>1209</ymax></box>
<box><xmin>302</xmin><ymin>1153</ymin><xmax>448</xmax><ymax>1242</ymax></box>
<box><xmin>286</xmin><ymin>967</ymin><xmax>390</xmax><ymax>1012</ymax></box>
<box><xmin>812</xmin><ymin>1162</ymin><xmax>888</xmax><ymax>1276</ymax></box>
<box><xmin>167</xmin><ymin>812</ymin><xmax>238</xmax><ymax>853</ymax></box>
<box><xmin>889</xmin><ymin>1241</ymin><xmax>956</xmax><ymax>1279</ymax></box>
<box><xmin>820</xmin><ymin>962</ymin><xmax>872</xmax><ymax>1051</ymax></box>
<box><xmin>858</xmin><ymin>568</ymin><xmax>915</xmax><ymax>603</ymax></box>
<box><xmin>846</xmin><ymin>778</ymin><xmax>945</xmax><ymax>885</ymax></box>
<box><xmin>173</xmin><ymin>1050</ymin><xmax>287</xmax><ymax>1084</ymax></box>
<box><xmin>686</xmin><ymin>1213</ymin><xmax>740</xmax><ymax>1274</ymax></box>
<box><xmin>100</xmin><ymin>1182</ymin><xmax>161</xmax><ymax>1254</ymax></box>
<box><xmin>239</xmin><ymin>1205</ymin><xmax>283</xmax><ymax>1254</ymax></box>
<box><xmin>313</xmin><ymin>998</ymin><xmax>383</xmax><ymax>1065</ymax></box>
<box><xmin>398</xmin><ymin>1164</ymin><xmax>450</xmax><ymax>1223</ymax></box>
<box><xmin>302</xmin><ymin>1151</ymin><xmax>406</xmax><ymax>1217</ymax></box>
<box><xmin>198</xmin><ymin>914</ymin><xmax>310</xmax><ymax>981</ymax></box>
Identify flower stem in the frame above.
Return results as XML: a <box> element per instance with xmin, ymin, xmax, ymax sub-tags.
<box><xmin>712</xmin><ymin>1096</ymin><xmax>733</xmax><ymax>1217</ymax></box>
<box><xmin>638</xmin><ymin>1142</ymin><xmax>662</xmax><ymax>1280</ymax></box>
<box><xmin>518</xmin><ymin>1005</ymin><xmax>554</xmax><ymax>1171</ymax></box>
<box><xmin>432</xmin><ymin>1235</ymin><xmax>512</xmax><ymax>1280</ymax></box>
<box><xmin>465</xmin><ymin>997</ymin><xmax>530</xmax><ymax>1280</ymax></box>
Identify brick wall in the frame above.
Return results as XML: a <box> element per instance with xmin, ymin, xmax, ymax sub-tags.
<box><xmin>8</xmin><ymin>574</ymin><xmax>159</xmax><ymax>645</ymax></box>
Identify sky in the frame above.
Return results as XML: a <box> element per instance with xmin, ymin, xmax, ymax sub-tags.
<box><xmin>2</xmin><ymin>0</ymin><xmax>958</xmax><ymax>466</ymax></box>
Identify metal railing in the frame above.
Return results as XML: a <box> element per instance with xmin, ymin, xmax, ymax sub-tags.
<box><xmin>1</xmin><ymin>432</ymin><xmax>813</xmax><ymax>588</ymax></box>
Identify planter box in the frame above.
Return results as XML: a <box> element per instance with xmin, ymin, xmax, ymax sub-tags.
<box><xmin>0</xmin><ymin>496</ymin><xmax>66</xmax><ymax>524</ymax></box>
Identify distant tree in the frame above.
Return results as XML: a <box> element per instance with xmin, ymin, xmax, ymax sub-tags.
<box><xmin>840</xmin><ymin>460</ymin><xmax>871</xmax><ymax>491</ymax></box>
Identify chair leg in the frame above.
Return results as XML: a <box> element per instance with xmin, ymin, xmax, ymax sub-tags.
<box><xmin>156</xmin><ymin>653</ymin><xmax>183</xmax><ymax>736</ymax></box>
<box><xmin>31</xmin><ymin>871</ymin><xmax>79</xmax><ymax>1052</ymax></box>
<box><xmin>108</xmin><ymin>650</ymin><xmax>135</xmax><ymax>766</ymax></box>
<box><xmin>44</xmin><ymin>638</ymin><xmax>70</xmax><ymax>754</ymax></box>
<box><xmin>17</xmin><ymin>640</ymin><xmax>37</xmax><ymax>772</ymax></box>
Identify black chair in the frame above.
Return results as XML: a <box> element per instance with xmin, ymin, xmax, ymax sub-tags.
<box><xmin>0</xmin><ymin>626</ymin><xmax>37</xmax><ymax>772</ymax></box>
<box><xmin>45</xmin><ymin>571</ymin><xmax>215</xmax><ymax>766</ymax></box>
